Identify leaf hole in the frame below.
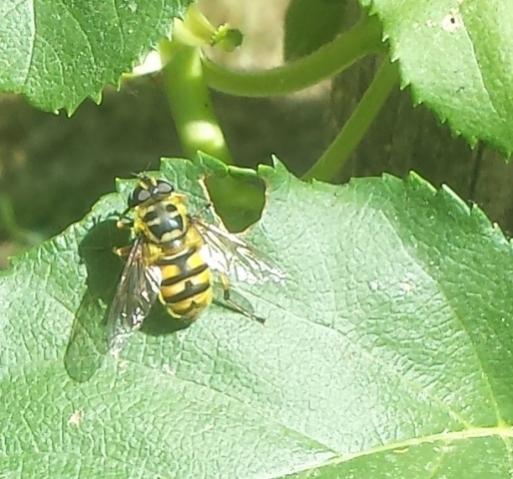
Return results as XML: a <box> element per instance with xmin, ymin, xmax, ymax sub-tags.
<box><xmin>441</xmin><ymin>10</ymin><xmax>462</xmax><ymax>33</ymax></box>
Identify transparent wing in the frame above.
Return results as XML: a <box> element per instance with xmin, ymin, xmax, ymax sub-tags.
<box><xmin>193</xmin><ymin>219</ymin><xmax>286</xmax><ymax>285</ymax></box>
<box><xmin>65</xmin><ymin>290</ymin><xmax>109</xmax><ymax>383</ymax></box>
<box><xmin>106</xmin><ymin>237</ymin><xmax>161</xmax><ymax>354</ymax></box>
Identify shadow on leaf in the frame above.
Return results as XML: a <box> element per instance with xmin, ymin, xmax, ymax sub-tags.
<box><xmin>65</xmin><ymin>218</ymin><xmax>192</xmax><ymax>382</ymax></box>
<box><xmin>139</xmin><ymin>306</ymin><xmax>192</xmax><ymax>336</ymax></box>
<box><xmin>64</xmin><ymin>219</ymin><xmax>125</xmax><ymax>382</ymax></box>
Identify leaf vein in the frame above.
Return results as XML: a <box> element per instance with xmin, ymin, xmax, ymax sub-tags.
<box><xmin>57</xmin><ymin>0</ymin><xmax>98</xmax><ymax>71</ymax></box>
<box><xmin>502</xmin><ymin>436</ymin><xmax>513</xmax><ymax>479</ymax></box>
<box><xmin>246</xmin><ymin>288</ymin><xmax>471</xmax><ymax>428</ymax></box>
<box><xmin>120</xmin><ymin>354</ymin><xmax>341</xmax><ymax>456</ymax></box>
<box><xmin>377</xmin><ymin>208</ymin><xmax>504</xmax><ymax>425</ymax></box>
<box><xmin>1</xmin><ymin>355</ymin><xmax>339</xmax><ymax>460</ymax></box>
<box><xmin>22</xmin><ymin>0</ymin><xmax>36</xmax><ymax>86</ymax></box>
<box><xmin>111</xmin><ymin>0</ymin><xmax>125</xmax><ymax>51</ymax></box>
<box><xmin>0</xmin><ymin>0</ymin><xmax>27</xmax><ymax>19</ymax></box>
<box><xmin>460</xmin><ymin>14</ymin><xmax>500</xmax><ymax>119</ymax></box>
<box><xmin>425</xmin><ymin>443</ymin><xmax>448</xmax><ymax>479</ymax></box>
<box><xmin>287</xmin><ymin>426</ymin><xmax>513</xmax><ymax>476</ymax></box>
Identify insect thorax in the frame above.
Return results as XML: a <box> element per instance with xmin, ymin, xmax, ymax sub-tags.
<box><xmin>134</xmin><ymin>196</ymin><xmax>189</xmax><ymax>246</ymax></box>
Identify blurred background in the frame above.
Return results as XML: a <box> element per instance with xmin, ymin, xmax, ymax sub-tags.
<box><xmin>0</xmin><ymin>0</ymin><xmax>333</xmax><ymax>267</ymax></box>
<box><xmin>1</xmin><ymin>0</ymin><xmax>512</xmax><ymax>268</ymax></box>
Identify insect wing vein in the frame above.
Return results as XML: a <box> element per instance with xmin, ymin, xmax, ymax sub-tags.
<box><xmin>106</xmin><ymin>237</ymin><xmax>161</xmax><ymax>351</ymax></box>
<box><xmin>194</xmin><ymin>219</ymin><xmax>285</xmax><ymax>285</ymax></box>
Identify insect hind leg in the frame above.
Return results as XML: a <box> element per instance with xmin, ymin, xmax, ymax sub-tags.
<box><xmin>216</xmin><ymin>273</ymin><xmax>265</xmax><ymax>324</ymax></box>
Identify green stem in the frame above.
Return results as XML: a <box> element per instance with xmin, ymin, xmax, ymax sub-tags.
<box><xmin>160</xmin><ymin>40</ymin><xmax>233</xmax><ymax>164</ymax></box>
<box><xmin>303</xmin><ymin>59</ymin><xmax>399</xmax><ymax>182</ymax></box>
<box><xmin>202</xmin><ymin>15</ymin><xmax>384</xmax><ymax>97</ymax></box>
<box><xmin>160</xmin><ymin>35</ymin><xmax>261</xmax><ymax>231</ymax></box>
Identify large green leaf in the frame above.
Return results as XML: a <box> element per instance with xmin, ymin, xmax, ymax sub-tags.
<box><xmin>2</xmin><ymin>155</ymin><xmax>513</xmax><ymax>477</ymax></box>
<box><xmin>0</xmin><ymin>0</ymin><xmax>192</xmax><ymax>113</ymax></box>
<box><xmin>358</xmin><ymin>0</ymin><xmax>513</xmax><ymax>156</ymax></box>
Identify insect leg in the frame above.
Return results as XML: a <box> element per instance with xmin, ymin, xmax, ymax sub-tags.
<box><xmin>218</xmin><ymin>273</ymin><xmax>265</xmax><ymax>324</ymax></box>
<box><xmin>113</xmin><ymin>245</ymin><xmax>132</xmax><ymax>258</ymax></box>
<box><xmin>114</xmin><ymin>210</ymin><xmax>135</xmax><ymax>257</ymax></box>
<box><xmin>116</xmin><ymin>217</ymin><xmax>133</xmax><ymax>230</ymax></box>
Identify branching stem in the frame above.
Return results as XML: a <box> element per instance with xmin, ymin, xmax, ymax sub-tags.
<box><xmin>202</xmin><ymin>15</ymin><xmax>384</xmax><ymax>97</ymax></box>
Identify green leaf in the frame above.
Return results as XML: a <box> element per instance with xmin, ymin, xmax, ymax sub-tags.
<box><xmin>2</xmin><ymin>156</ymin><xmax>513</xmax><ymax>477</ymax></box>
<box><xmin>358</xmin><ymin>0</ymin><xmax>513</xmax><ymax>156</ymax></box>
<box><xmin>0</xmin><ymin>0</ymin><xmax>192</xmax><ymax>113</ymax></box>
<box><xmin>284</xmin><ymin>0</ymin><xmax>348</xmax><ymax>61</ymax></box>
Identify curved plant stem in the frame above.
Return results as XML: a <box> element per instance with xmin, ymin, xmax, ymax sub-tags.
<box><xmin>303</xmin><ymin>59</ymin><xmax>399</xmax><ymax>182</ymax></box>
<box><xmin>160</xmin><ymin>37</ymin><xmax>261</xmax><ymax>231</ymax></box>
<box><xmin>202</xmin><ymin>15</ymin><xmax>384</xmax><ymax>97</ymax></box>
<box><xmin>160</xmin><ymin>40</ymin><xmax>233</xmax><ymax>164</ymax></box>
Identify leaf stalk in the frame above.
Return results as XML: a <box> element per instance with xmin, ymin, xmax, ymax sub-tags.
<box><xmin>303</xmin><ymin>59</ymin><xmax>399</xmax><ymax>182</ymax></box>
<box><xmin>160</xmin><ymin>36</ymin><xmax>233</xmax><ymax>164</ymax></box>
<box><xmin>202</xmin><ymin>14</ymin><xmax>384</xmax><ymax>97</ymax></box>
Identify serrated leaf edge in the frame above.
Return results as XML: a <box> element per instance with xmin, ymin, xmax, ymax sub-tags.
<box><xmin>10</xmin><ymin>3</ymin><xmax>191</xmax><ymax>115</ymax></box>
<box><xmin>361</xmin><ymin>2</ymin><xmax>512</xmax><ymax>157</ymax></box>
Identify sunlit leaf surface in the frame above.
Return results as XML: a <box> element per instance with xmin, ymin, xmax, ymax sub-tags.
<box><xmin>0</xmin><ymin>0</ymin><xmax>192</xmax><ymax>112</ymax></box>
<box><xmin>360</xmin><ymin>0</ymin><xmax>513</xmax><ymax>155</ymax></box>
<box><xmin>1</xmin><ymin>156</ymin><xmax>513</xmax><ymax>477</ymax></box>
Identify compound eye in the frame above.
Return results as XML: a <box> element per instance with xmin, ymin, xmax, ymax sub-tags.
<box><xmin>156</xmin><ymin>180</ymin><xmax>174</xmax><ymax>194</ymax></box>
<box><xmin>128</xmin><ymin>186</ymin><xmax>151</xmax><ymax>207</ymax></box>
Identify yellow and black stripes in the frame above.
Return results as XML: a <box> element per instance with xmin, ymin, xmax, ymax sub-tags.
<box><xmin>135</xmin><ymin>198</ymin><xmax>188</xmax><ymax>245</ymax></box>
<box><xmin>127</xmin><ymin>176</ymin><xmax>214</xmax><ymax>320</ymax></box>
<box><xmin>157</xmin><ymin>242</ymin><xmax>213</xmax><ymax>319</ymax></box>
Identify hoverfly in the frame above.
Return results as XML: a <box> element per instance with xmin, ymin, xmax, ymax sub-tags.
<box><xmin>107</xmin><ymin>175</ymin><xmax>284</xmax><ymax>352</ymax></box>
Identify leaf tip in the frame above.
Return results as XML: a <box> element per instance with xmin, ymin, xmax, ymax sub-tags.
<box><xmin>405</xmin><ymin>170</ymin><xmax>437</xmax><ymax>194</ymax></box>
<box><xmin>92</xmin><ymin>90</ymin><xmax>103</xmax><ymax>106</ymax></box>
<box><xmin>440</xmin><ymin>183</ymin><xmax>470</xmax><ymax>214</ymax></box>
<box><xmin>258</xmin><ymin>156</ymin><xmax>289</xmax><ymax>179</ymax></box>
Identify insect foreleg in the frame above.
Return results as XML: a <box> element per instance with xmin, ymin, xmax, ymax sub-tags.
<box><xmin>116</xmin><ymin>217</ymin><xmax>134</xmax><ymax>230</ymax></box>
<box><xmin>113</xmin><ymin>245</ymin><xmax>132</xmax><ymax>258</ymax></box>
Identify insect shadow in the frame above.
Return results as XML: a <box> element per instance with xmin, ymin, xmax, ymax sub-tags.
<box><xmin>64</xmin><ymin>218</ymin><xmax>190</xmax><ymax>383</ymax></box>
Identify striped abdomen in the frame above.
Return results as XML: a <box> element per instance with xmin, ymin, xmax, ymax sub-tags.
<box><xmin>156</xmin><ymin>229</ymin><xmax>213</xmax><ymax>320</ymax></box>
<box><xmin>135</xmin><ymin>194</ymin><xmax>212</xmax><ymax>319</ymax></box>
